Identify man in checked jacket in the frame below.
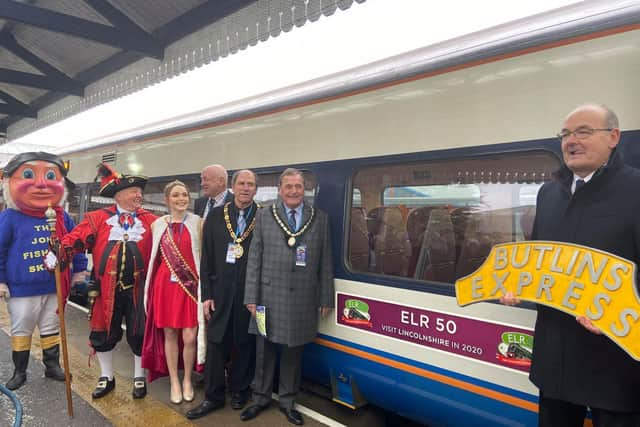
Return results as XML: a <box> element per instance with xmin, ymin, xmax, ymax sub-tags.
<box><xmin>240</xmin><ymin>168</ymin><xmax>334</xmax><ymax>426</ymax></box>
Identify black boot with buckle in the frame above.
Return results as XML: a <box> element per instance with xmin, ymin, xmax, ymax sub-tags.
<box><xmin>6</xmin><ymin>350</ymin><xmax>29</xmax><ymax>390</ymax></box>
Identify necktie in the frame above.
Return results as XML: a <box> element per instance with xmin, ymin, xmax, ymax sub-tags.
<box><xmin>207</xmin><ymin>198</ymin><xmax>214</xmax><ymax>211</ymax></box>
<box><xmin>575</xmin><ymin>179</ymin><xmax>586</xmax><ymax>193</ymax></box>
<box><xmin>288</xmin><ymin>209</ymin><xmax>297</xmax><ymax>232</ymax></box>
<box><xmin>237</xmin><ymin>210</ymin><xmax>246</xmax><ymax>235</ymax></box>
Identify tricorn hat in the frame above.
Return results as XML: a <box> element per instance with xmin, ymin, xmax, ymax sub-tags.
<box><xmin>96</xmin><ymin>163</ymin><xmax>147</xmax><ymax>198</ymax></box>
<box><xmin>2</xmin><ymin>151</ymin><xmax>75</xmax><ymax>189</ymax></box>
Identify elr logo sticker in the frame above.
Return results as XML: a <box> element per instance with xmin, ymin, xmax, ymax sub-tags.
<box><xmin>341</xmin><ymin>299</ymin><xmax>372</xmax><ymax>327</ymax></box>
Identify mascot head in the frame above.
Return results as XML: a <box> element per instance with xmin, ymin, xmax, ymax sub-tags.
<box><xmin>1</xmin><ymin>151</ymin><xmax>74</xmax><ymax>213</ymax></box>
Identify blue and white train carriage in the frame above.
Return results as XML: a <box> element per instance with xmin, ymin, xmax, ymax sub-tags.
<box><xmin>61</xmin><ymin>2</ymin><xmax>640</xmax><ymax>426</ymax></box>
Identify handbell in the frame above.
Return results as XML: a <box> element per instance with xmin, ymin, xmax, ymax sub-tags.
<box><xmin>86</xmin><ymin>280</ymin><xmax>100</xmax><ymax>321</ymax></box>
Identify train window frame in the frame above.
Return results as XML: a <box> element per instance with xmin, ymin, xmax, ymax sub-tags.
<box><xmin>344</xmin><ymin>150</ymin><xmax>561</xmax><ymax>286</ymax></box>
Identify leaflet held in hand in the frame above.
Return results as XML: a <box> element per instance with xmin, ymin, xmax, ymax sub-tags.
<box><xmin>256</xmin><ymin>305</ymin><xmax>267</xmax><ymax>337</ymax></box>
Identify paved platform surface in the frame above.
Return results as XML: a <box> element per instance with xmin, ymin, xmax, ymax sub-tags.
<box><xmin>0</xmin><ymin>325</ymin><xmax>111</xmax><ymax>427</ymax></box>
<box><xmin>0</xmin><ymin>300</ymin><xmax>333</xmax><ymax>427</ymax></box>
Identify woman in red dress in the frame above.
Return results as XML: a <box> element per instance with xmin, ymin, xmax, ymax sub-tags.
<box><xmin>142</xmin><ymin>180</ymin><xmax>204</xmax><ymax>404</ymax></box>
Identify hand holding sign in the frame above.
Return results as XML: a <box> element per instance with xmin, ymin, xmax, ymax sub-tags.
<box><xmin>456</xmin><ymin>241</ymin><xmax>640</xmax><ymax>360</ymax></box>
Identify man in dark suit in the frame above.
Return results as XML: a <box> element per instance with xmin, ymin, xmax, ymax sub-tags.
<box><xmin>193</xmin><ymin>164</ymin><xmax>232</xmax><ymax>388</ymax></box>
<box><xmin>240</xmin><ymin>168</ymin><xmax>334</xmax><ymax>426</ymax></box>
<box><xmin>194</xmin><ymin>164</ymin><xmax>232</xmax><ymax>218</ymax></box>
<box><xmin>502</xmin><ymin>104</ymin><xmax>640</xmax><ymax>427</ymax></box>
<box><xmin>186</xmin><ymin>169</ymin><xmax>259</xmax><ymax>419</ymax></box>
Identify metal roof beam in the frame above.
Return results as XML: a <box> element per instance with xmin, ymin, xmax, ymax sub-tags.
<box><xmin>0</xmin><ymin>0</ymin><xmax>164</xmax><ymax>59</ymax></box>
<box><xmin>0</xmin><ymin>89</ymin><xmax>36</xmax><ymax>118</ymax></box>
<box><xmin>0</xmin><ymin>32</ymin><xmax>85</xmax><ymax>97</ymax></box>
<box><xmin>0</xmin><ymin>68</ymin><xmax>84</xmax><ymax>96</ymax></box>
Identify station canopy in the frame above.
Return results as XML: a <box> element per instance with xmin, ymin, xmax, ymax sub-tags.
<box><xmin>0</xmin><ymin>0</ymin><xmax>364</xmax><ymax>152</ymax></box>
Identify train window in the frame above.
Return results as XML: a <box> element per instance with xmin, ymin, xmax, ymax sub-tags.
<box><xmin>65</xmin><ymin>185</ymin><xmax>83</xmax><ymax>224</ymax></box>
<box><xmin>352</xmin><ymin>189</ymin><xmax>362</xmax><ymax>207</ymax></box>
<box><xmin>254</xmin><ymin>171</ymin><xmax>317</xmax><ymax>206</ymax></box>
<box><xmin>348</xmin><ymin>151</ymin><xmax>560</xmax><ymax>284</ymax></box>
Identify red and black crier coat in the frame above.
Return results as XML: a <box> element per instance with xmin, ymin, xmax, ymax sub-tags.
<box><xmin>61</xmin><ymin>206</ymin><xmax>156</xmax><ymax>334</ymax></box>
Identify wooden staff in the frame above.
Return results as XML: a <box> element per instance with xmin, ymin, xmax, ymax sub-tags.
<box><xmin>45</xmin><ymin>205</ymin><xmax>74</xmax><ymax>418</ymax></box>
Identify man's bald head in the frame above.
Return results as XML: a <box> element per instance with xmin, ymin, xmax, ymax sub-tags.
<box><xmin>200</xmin><ymin>164</ymin><xmax>228</xmax><ymax>198</ymax></box>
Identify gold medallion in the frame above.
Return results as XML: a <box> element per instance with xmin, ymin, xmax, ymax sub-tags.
<box><xmin>234</xmin><ymin>243</ymin><xmax>244</xmax><ymax>258</ymax></box>
<box><xmin>288</xmin><ymin>236</ymin><xmax>296</xmax><ymax>247</ymax></box>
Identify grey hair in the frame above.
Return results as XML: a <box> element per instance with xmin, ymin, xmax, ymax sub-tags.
<box><xmin>231</xmin><ymin>169</ymin><xmax>258</xmax><ymax>186</ymax></box>
<box><xmin>278</xmin><ymin>168</ymin><xmax>305</xmax><ymax>187</ymax></box>
<box><xmin>573</xmin><ymin>103</ymin><xmax>619</xmax><ymax>129</ymax></box>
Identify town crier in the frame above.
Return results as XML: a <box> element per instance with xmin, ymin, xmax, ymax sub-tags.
<box><xmin>0</xmin><ymin>151</ymin><xmax>87</xmax><ymax>390</ymax></box>
<box><xmin>54</xmin><ymin>163</ymin><xmax>157</xmax><ymax>399</ymax></box>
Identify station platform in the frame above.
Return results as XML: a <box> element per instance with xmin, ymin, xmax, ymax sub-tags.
<box><xmin>0</xmin><ymin>301</ymin><xmax>335</xmax><ymax>427</ymax></box>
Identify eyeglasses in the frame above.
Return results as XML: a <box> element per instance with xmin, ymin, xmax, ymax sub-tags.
<box><xmin>556</xmin><ymin>127</ymin><xmax>613</xmax><ymax>141</ymax></box>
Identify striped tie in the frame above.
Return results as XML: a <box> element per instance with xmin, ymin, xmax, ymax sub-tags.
<box><xmin>288</xmin><ymin>210</ymin><xmax>296</xmax><ymax>232</ymax></box>
<box><xmin>237</xmin><ymin>210</ymin><xmax>246</xmax><ymax>235</ymax></box>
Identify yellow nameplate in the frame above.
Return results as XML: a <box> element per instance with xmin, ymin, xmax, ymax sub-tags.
<box><xmin>455</xmin><ymin>241</ymin><xmax>640</xmax><ymax>360</ymax></box>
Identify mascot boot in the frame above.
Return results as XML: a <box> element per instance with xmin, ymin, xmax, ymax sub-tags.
<box><xmin>6</xmin><ymin>349</ymin><xmax>30</xmax><ymax>390</ymax></box>
<box><xmin>42</xmin><ymin>334</ymin><xmax>65</xmax><ymax>381</ymax></box>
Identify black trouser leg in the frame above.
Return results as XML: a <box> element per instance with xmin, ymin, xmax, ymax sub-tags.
<box><xmin>122</xmin><ymin>288</ymin><xmax>143</xmax><ymax>356</ymax></box>
<box><xmin>591</xmin><ymin>407</ymin><xmax>640</xmax><ymax>427</ymax></box>
<box><xmin>90</xmin><ymin>288</ymin><xmax>142</xmax><ymax>354</ymax></box>
<box><xmin>537</xmin><ymin>394</ymin><xmax>586</xmax><ymax>427</ymax></box>
<box><xmin>228</xmin><ymin>337</ymin><xmax>256</xmax><ymax>394</ymax></box>
<box><xmin>205</xmin><ymin>340</ymin><xmax>227</xmax><ymax>404</ymax></box>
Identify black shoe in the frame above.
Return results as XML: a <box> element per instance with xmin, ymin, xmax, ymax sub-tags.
<box><xmin>92</xmin><ymin>376</ymin><xmax>115</xmax><ymax>399</ymax></box>
<box><xmin>186</xmin><ymin>399</ymin><xmax>224</xmax><ymax>420</ymax></box>
<box><xmin>42</xmin><ymin>344</ymin><xmax>66</xmax><ymax>381</ymax></box>
<box><xmin>132</xmin><ymin>377</ymin><xmax>147</xmax><ymax>399</ymax></box>
<box><xmin>240</xmin><ymin>403</ymin><xmax>269</xmax><ymax>421</ymax></box>
<box><xmin>231</xmin><ymin>390</ymin><xmax>250</xmax><ymax>410</ymax></box>
<box><xmin>6</xmin><ymin>350</ymin><xmax>29</xmax><ymax>390</ymax></box>
<box><xmin>280</xmin><ymin>407</ymin><xmax>304</xmax><ymax>425</ymax></box>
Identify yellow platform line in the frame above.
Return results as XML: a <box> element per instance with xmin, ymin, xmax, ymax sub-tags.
<box><xmin>0</xmin><ymin>302</ymin><xmax>193</xmax><ymax>427</ymax></box>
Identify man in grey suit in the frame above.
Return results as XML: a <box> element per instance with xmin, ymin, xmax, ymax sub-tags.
<box><xmin>240</xmin><ymin>168</ymin><xmax>334</xmax><ymax>426</ymax></box>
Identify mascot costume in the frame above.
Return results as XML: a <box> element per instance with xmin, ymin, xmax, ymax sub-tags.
<box><xmin>0</xmin><ymin>151</ymin><xmax>87</xmax><ymax>390</ymax></box>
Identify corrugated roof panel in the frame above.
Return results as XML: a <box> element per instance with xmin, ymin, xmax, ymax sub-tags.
<box><xmin>35</xmin><ymin>0</ymin><xmax>112</xmax><ymax>25</ymax></box>
<box><xmin>0</xmin><ymin>0</ymin><xmax>365</xmax><ymax>138</ymax></box>
<box><xmin>0</xmin><ymin>84</ymin><xmax>47</xmax><ymax>104</ymax></box>
<box><xmin>0</xmin><ymin>48</ymin><xmax>42</xmax><ymax>74</ymax></box>
<box><xmin>14</xmin><ymin>27</ymin><xmax>119</xmax><ymax>77</ymax></box>
<box><xmin>111</xmin><ymin>0</ymin><xmax>208</xmax><ymax>33</ymax></box>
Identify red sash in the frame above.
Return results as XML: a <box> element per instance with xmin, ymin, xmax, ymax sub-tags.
<box><xmin>158</xmin><ymin>226</ymin><xmax>198</xmax><ymax>304</ymax></box>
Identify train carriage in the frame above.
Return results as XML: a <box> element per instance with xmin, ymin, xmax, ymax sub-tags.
<box><xmin>54</xmin><ymin>2</ymin><xmax>640</xmax><ymax>425</ymax></box>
